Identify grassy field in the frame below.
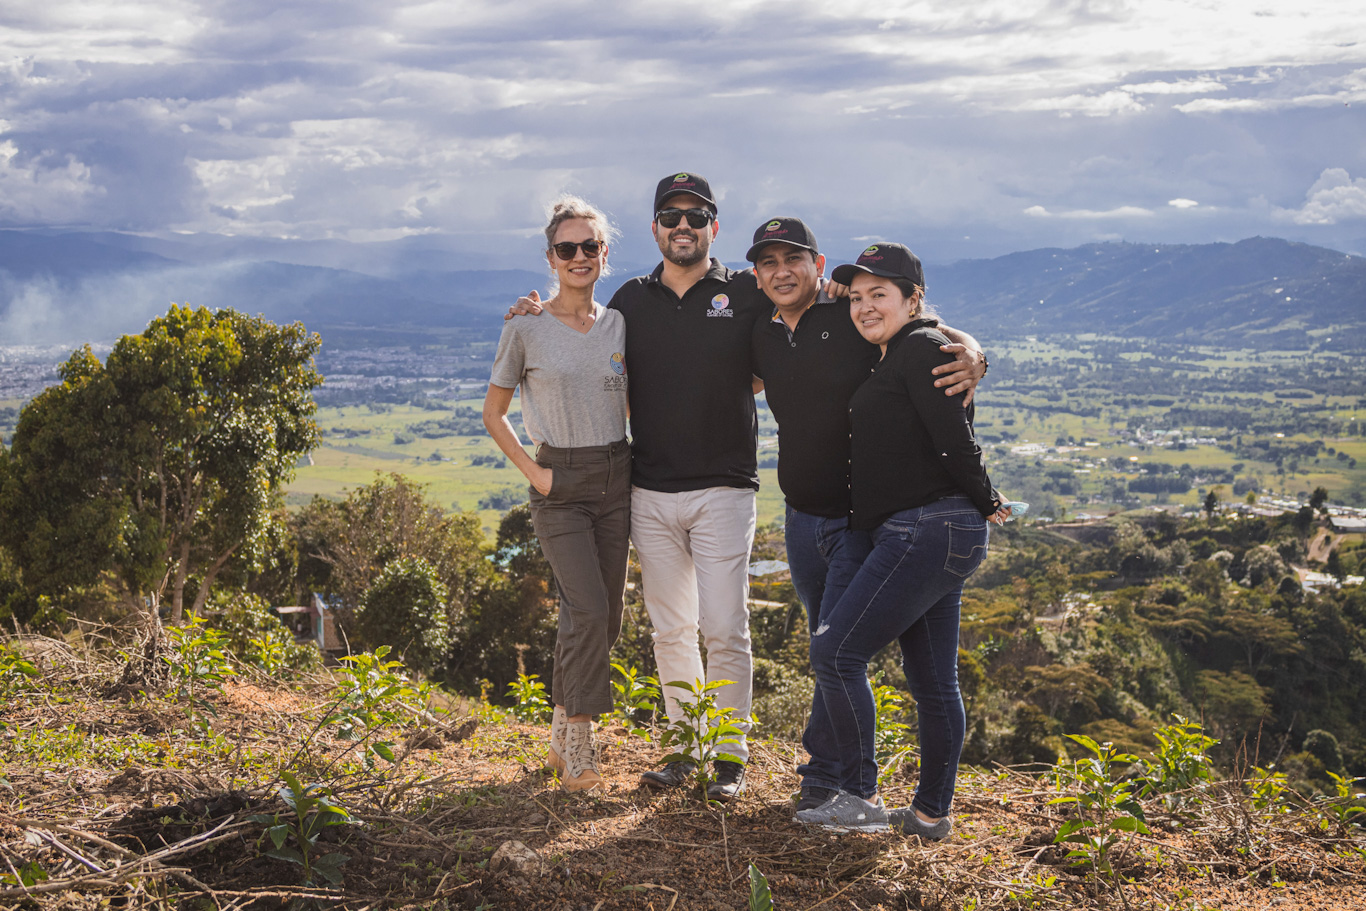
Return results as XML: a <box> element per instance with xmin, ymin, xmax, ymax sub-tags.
<box><xmin>290</xmin><ymin>402</ymin><xmax>787</xmax><ymax>538</ymax></box>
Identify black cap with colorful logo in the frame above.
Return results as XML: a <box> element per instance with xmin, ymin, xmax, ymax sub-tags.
<box><xmin>745</xmin><ymin>217</ymin><xmax>819</xmax><ymax>262</ymax></box>
<box><xmin>831</xmin><ymin>243</ymin><xmax>925</xmax><ymax>289</ymax></box>
<box><xmin>654</xmin><ymin>172</ymin><xmax>717</xmax><ymax>213</ymax></box>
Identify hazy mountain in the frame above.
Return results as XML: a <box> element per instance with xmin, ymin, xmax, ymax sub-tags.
<box><xmin>931</xmin><ymin>237</ymin><xmax>1366</xmax><ymax>349</ymax></box>
<box><xmin>2</xmin><ymin>231</ymin><xmax>1361</xmax><ymax>349</ymax></box>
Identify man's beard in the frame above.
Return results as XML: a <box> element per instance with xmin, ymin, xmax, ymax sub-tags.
<box><xmin>660</xmin><ymin>230</ymin><xmax>708</xmax><ymax>267</ymax></box>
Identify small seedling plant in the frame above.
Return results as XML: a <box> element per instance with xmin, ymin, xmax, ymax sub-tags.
<box><xmin>1319</xmin><ymin>772</ymin><xmax>1366</xmax><ymax>831</ymax></box>
<box><xmin>164</xmin><ymin>616</ymin><xmax>236</xmax><ymax>720</ymax></box>
<box><xmin>611</xmin><ymin>662</ymin><xmax>660</xmax><ymax>737</ymax></box>
<box><xmin>659</xmin><ymin>678</ymin><xmax>748</xmax><ymax>801</ymax></box>
<box><xmin>506</xmin><ymin>672</ymin><xmax>550</xmax><ymax>723</ymax></box>
<box><xmin>1049</xmin><ymin>734</ymin><xmax>1150</xmax><ymax>880</ymax></box>
<box><xmin>0</xmin><ymin>643</ymin><xmax>40</xmax><ymax>697</ymax></box>
<box><xmin>250</xmin><ymin>770</ymin><xmax>350</xmax><ymax>886</ymax></box>
<box><xmin>325</xmin><ymin>646</ymin><xmax>416</xmax><ymax>769</ymax></box>
<box><xmin>1247</xmin><ymin>765</ymin><xmax>1292</xmax><ymax>814</ymax></box>
<box><xmin>1140</xmin><ymin>714</ymin><xmax>1217</xmax><ymax>810</ymax></box>
<box><xmin>246</xmin><ymin>631</ymin><xmax>292</xmax><ymax>676</ymax></box>
<box><xmin>748</xmin><ymin>863</ymin><xmax>773</xmax><ymax>911</ymax></box>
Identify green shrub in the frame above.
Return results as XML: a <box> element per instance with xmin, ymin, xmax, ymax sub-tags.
<box><xmin>354</xmin><ymin>557</ymin><xmax>450</xmax><ymax>676</ymax></box>
<box><xmin>750</xmin><ymin>657</ymin><xmax>814</xmax><ymax>743</ymax></box>
<box><xmin>1302</xmin><ymin>729</ymin><xmax>1344</xmax><ymax>773</ymax></box>
<box><xmin>214</xmin><ymin>591</ymin><xmax>319</xmax><ymax>674</ymax></box>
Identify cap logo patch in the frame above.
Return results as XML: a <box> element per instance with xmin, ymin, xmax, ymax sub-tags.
<box><xmin>863</xmin><ymin>245</ymin><xmax>879</xmax><ymax>256</ymax></box>
<box><xmin>766</xmin><ymin>220</ymin><xmax>782</xmax><ymax>231</ymax></box>
<box><xmin>674</xmin><ymin>173</ymin><xmax>690</xmax><ymax>183</ymax></box>
<box><xmin>610</xmin><ymin>352</ymin><xmax>625</xmax><ymax>375</ymax></box>
<box><xmin>712</xmin><ymin>294</ymin><xmax>730</xmax><ymax>309</ymax></box>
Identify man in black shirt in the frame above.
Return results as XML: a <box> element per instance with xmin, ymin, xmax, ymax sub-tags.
<box><xmin>614</xmin><ymin>173</ymin><xmax>764</xmax><ymax>801</ymax></box>
<box><xmin>747</xmin><ymin>217</ymin><xmax>985</xmax><ymax>811</ymax></box>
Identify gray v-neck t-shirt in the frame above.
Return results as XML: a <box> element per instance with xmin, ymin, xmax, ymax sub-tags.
<box><xmin>489</xmin><ymin>304</ymin><xmax>629</xmax><ymax>448</ymax></box>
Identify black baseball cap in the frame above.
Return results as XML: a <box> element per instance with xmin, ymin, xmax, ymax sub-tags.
<box><xmin>654</xmin><ymin>171</ymin><xmax>717</xmax><ymax>213</ymax></box>
<box><xmin>745</xmin><ymin>217</ymin><xmax>819</xmax><ymax>262</ymax></box>
<box><xmin>831</xmin><ymin>242</ymin><xmax>925</xmax><ymax>289</ymax></box>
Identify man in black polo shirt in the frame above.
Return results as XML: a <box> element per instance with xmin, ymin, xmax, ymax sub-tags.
<box><xmin>747</xmin><ymin>217</ymin><xmax>984</xmax><ymax>812</ymax></box>
<box><xmin>615</xmin><ymin>172</ymin><xmax>766</xmax><ymax>801</ymax></box>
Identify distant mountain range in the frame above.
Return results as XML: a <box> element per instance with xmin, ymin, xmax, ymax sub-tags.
<box><xmin>931</xmin><ymin>237</ymin><xmax>1366</xmax><ymax>349</ymax></box>
<box><xmin>1</xmin><ymin>231</ymin><xmax>1361</xmax><ymax>350</ymax></box>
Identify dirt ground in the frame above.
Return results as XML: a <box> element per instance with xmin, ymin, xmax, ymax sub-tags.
<box><xmin>1</xmin><ymin>673</ymin><xmax>1363</xmax><ymax>910</ymax></box>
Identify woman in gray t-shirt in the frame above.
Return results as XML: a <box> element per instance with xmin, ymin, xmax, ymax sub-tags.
<box><xmin>482</xmin><ymin>196</ymin><xmax>630</xmax><ymax>792</ymax></box>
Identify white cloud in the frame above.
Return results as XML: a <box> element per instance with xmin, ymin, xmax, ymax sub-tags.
<box><xmin>1</xmin><ymin>0</ymin><xmax>1365</xmax><ymax>260</ymax></box>
<box><xmin>1175</xmin><ymin>66</ymin><xmax>1366</xmax><ymax>112</ymax></box>
<box><xmin>1024</xmin><ymin>205</ymin><xmax>1154</xmax><ymax>219</ymax></box>
<box><xmin>1274</xmin><ymin>168</ymin><xmax>1366</xmax><ymax>225</ymax></box>
<box><xmin>1015</xmin><ymin>90</ymin><xmax>1145</xmax><ymax>118</ymax></box>
<box><xmin>1168</xmin><ymin>198</ymin><xmax>1199</xmax><ymax>208</ymax></box>
<box><xmin>1122</xmin><ymin>78</ymin><xmax>1226</xmax><ymax>95</ymax></box>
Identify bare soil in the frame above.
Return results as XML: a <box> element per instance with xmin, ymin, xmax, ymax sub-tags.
<box><xmin>1</xmin><ymin>672</ymin><xmax>1363</xmax><ymax>910</ymax></box>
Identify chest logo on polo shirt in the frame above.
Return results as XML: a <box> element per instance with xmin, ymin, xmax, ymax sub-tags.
<box><xmin>707</xmin><ymin>293</ymin><xmax>734</xmax><ymax>318</ymax></box>
<box><xmin>603</xmin><ymin>352</ymin><xmax>627</xmax><ymax>391</ymax></box>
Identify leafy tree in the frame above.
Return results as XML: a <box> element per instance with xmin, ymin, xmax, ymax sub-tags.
<box><xmin>0</xmin><ymin>306</ymin><xmax>321</xmax><ymax>631</ymax></box>
<box><xmin>293</xmin><ymin>473</ymin><xmax>489</xmax><ymax>634</ymax></box>
<box><xmin>355</xmin><ymin>556</ymin><xmax>450</xmax><ymax>675</ymax></box>
<box><xmin>1310</xmin><ymin>486</ymin><xmax>1330</xmax><ymax>513</ymax></box>
<box><xmin>1326</xmin><ymin>548</ymin><xmax>1346</xmax><ymax>581</ymax></box>
<box><xmin>1203</xmin><ymin>487</ymin><xmax>1220</xmax><ymax>520</ymax></box>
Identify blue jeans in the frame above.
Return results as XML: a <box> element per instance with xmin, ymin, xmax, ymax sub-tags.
<box><xmin>809</xmin><ymin>496</ymin><xmax>988</xmax><ymax>815</ymax></box>
<box><xmin>785</xmin><ymin>506</ymin><xmax>872</xmax><ymax>790</ymax></box>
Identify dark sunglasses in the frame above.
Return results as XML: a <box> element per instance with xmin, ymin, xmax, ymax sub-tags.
<box><xmin>655</xmin><ymin>207</ymin><xmax>714</xmax><ymax>229</ymax></box>
<box><xmin>551</xmin><ymin>239</ymin><xmax>604</xmax><ymax>261</ymax></box>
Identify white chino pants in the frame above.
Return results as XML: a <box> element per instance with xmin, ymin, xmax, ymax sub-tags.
<box><xmin>630</xmin><ymin>485</ymin><xmax>757</xmax><ymax>762</ymax></box>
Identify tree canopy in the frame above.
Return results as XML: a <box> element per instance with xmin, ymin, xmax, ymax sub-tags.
<box><xmin>0</xmin><ymin>305</ymin><xmax>321</xmax><ymax>627</ymax></box>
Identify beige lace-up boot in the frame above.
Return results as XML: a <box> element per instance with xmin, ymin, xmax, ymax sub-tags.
<box><xmin>547</xmin><ymin>705</ymin><xmax>567</xmax><ymax>773</ymax></box>
<box><xmin>562</xmin><ymin>720</ymin><xmax>603</xmax><ymax>791</ymax></box>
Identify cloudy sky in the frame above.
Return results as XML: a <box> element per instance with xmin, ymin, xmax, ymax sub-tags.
<box><xmin>2</xmin><ymin>0</ymin><xmax>1364</xmax><ymax>269</ymax></box>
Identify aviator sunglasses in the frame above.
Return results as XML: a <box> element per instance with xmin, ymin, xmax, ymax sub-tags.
<box><xmin>551</xmin><ymin>239</ymin><xmax>604</xmax><ymax>260</ymax></box>
<box><xmin>655</xmin><ymin>207</ymin><xmax>715</xmax><ymax>229</ymax></box>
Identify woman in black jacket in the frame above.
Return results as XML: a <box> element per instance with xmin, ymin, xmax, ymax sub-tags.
<box><xmin>795</xmin><ymin>243</ymin><xmax>1011</xmax><ymax>836</ymax></box>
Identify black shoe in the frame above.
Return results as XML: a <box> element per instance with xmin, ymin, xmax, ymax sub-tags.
<box><xmin>795</xmin><ymin>785</ymin><xmax>837</xmax><ymax>812</ymax></box>
<box><xmin>706</xmin><ymin>760</ymin><xmax>747</xmax><ymax>802</ymax></box>
<box><xmin>640</xmin><ymin>760</ymin><xmax>696</xmax><ymax>790</ymax></box>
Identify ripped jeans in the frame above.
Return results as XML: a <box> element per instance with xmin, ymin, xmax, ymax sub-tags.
<box><xmin>809</xmin><ymin>496</ymin><xmax>989</xmax><ymax>815</ymax></box>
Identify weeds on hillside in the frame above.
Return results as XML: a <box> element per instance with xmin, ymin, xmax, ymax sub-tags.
<box><xmin>0</xmin><ymin>633</ymin><xmax>1361</xmax><ymax>911</ymax></box>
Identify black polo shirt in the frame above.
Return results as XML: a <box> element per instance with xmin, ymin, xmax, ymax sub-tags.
<box><xmin>609</xmin><ymin>258</ymin><xmax>764</xmax><ymax>492</ymax></box>
<box><xmin>848</xmin><ymin>319</ymin><xmax>998</xmax><ymax>530</ymax></box>
<box><xmin>752</xmin><ymin>291</ymin><xmax>880</xmax><ymax>518</ymax></box>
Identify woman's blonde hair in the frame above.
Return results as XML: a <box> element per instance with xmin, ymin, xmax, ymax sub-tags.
<box><xmin>543</xmin><ymin>195</ymin><xmax>618</xmax><ymax>281</ymax></box>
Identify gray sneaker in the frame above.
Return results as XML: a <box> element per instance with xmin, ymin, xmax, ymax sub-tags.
<box><xmin>794</xmin><ymin>790</ymin><xmax>891</xmax><ymax>833</ymax></box>
<box><xmin>888</xmin><ymin>807</ymin><xmax>953</xmax><ymax>840</ymax></box>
